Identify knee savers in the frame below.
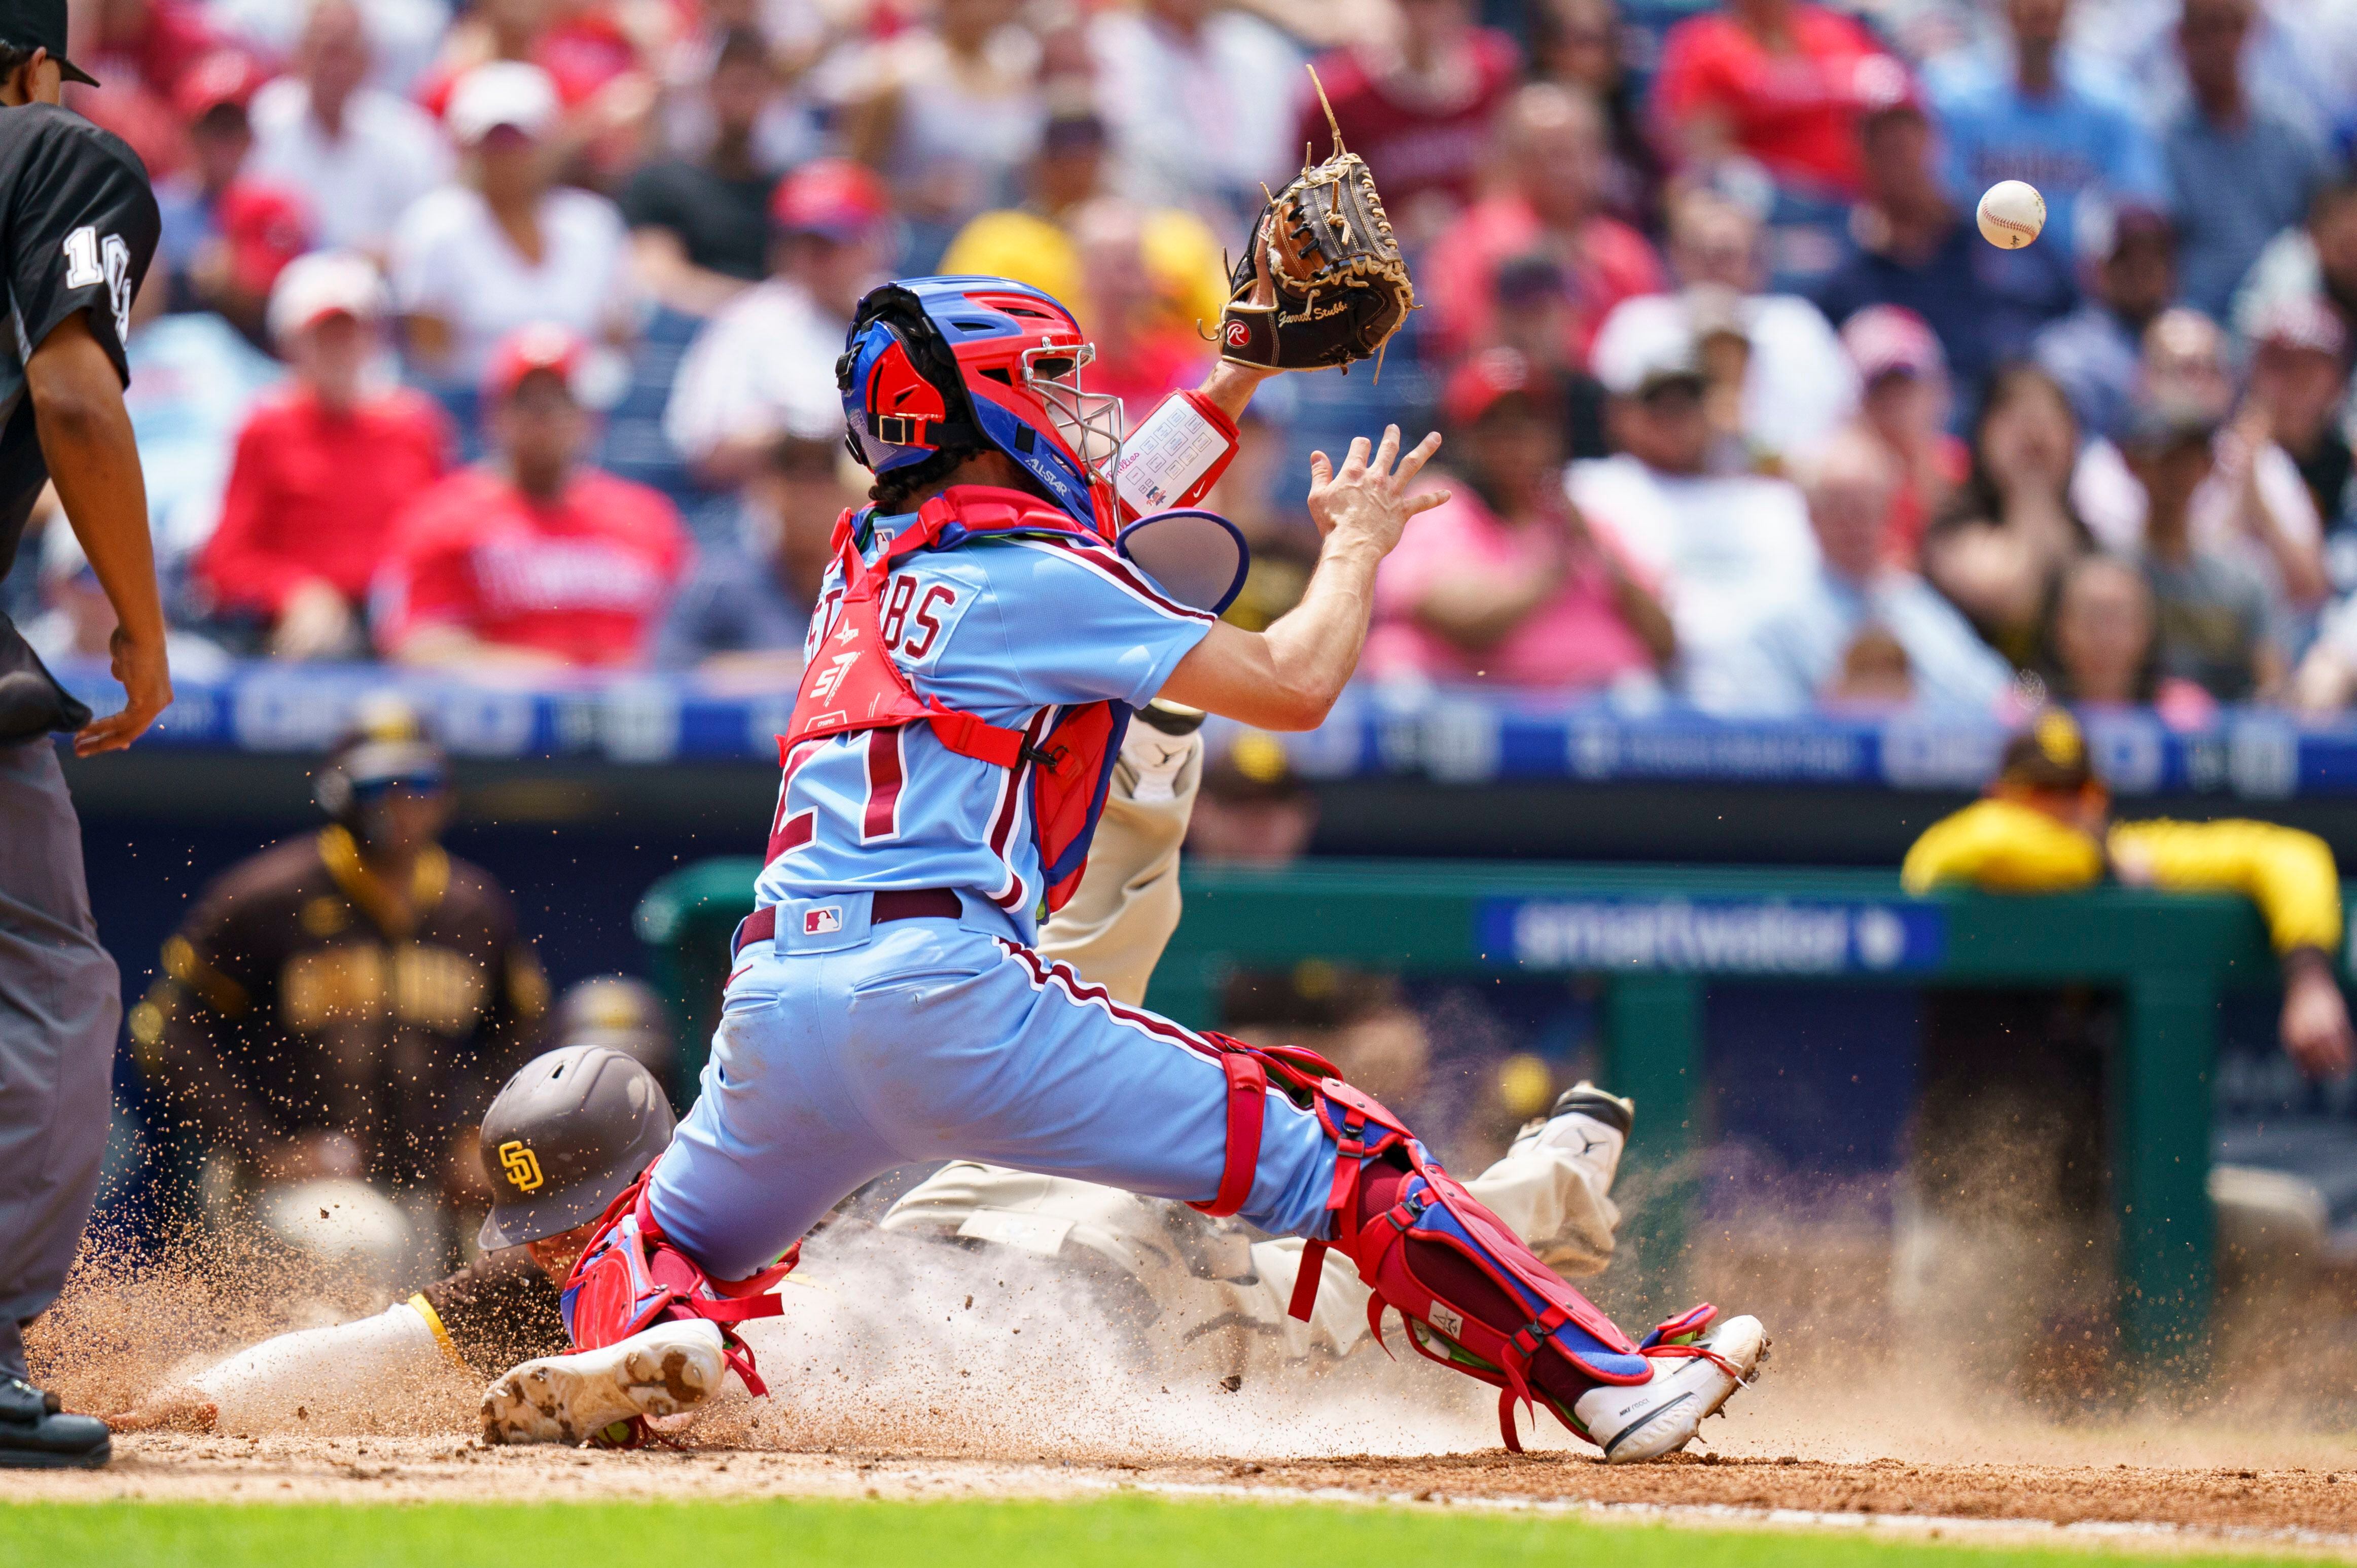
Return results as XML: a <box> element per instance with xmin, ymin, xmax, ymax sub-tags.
<box><xmin>563</xmin><ymin>1171</ymin><xmax>792</xmax><ymax>1401</ymax></box>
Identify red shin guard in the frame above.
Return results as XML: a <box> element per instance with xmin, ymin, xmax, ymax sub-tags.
<box><xmin>1275</xmin><ymin>1075</ymin><xmax>1667</xmax><ymax>1451</ymax></box>
<box><xmin>1348</xmin><ymin>1162</ymin><xmax>1618</xmax><ymax>1417</ymax></box>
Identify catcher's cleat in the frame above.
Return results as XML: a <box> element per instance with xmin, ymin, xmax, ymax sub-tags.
<box><xmin>481</xmin><ymin>1318</ymin><xmax>728</xmax><ymax>1446</ymax></box>
<box><xmin>1572</xmin><ymin>1312</ymin><xmax>1767</xmax><ymax>1464</ymax></box>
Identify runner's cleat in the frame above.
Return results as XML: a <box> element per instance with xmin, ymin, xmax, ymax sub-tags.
<box><xmin>481</xmin><ymin>1319</ymin><xmax>726</xmax><ymax>1445</ymax></box>
<box><xmin>1573</xmin><ymin>1313</ymin><xmax>1767</xmax><ymax>1464</ymax></box>
<box><xmin>1509</xmin><ymin>1081</ymin><xmax>1635</xmax><ymax>1191</ymax></box>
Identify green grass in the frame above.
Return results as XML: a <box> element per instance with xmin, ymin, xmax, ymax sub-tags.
<box><xmin>0</xmin><ymin>1497</ymin><xmax>2321</xmax><ymax>1567</ymax></box>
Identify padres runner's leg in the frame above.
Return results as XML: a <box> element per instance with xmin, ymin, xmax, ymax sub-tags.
<box><xmin>882</xmin><ymin>1082</ymin><xmax>1635</xmax><ymax>1361</ymax></box>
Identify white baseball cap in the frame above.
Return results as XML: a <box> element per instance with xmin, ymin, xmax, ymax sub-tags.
<box><xmin>266</xmin><ymin>250</ymin><xmax>389</xmax><ymax>345</ymax></box>
<box><xmin>1591</xmin><ymin>307</ymin><xmax>1705</xmax><ymax>398</ymax></box>
<box><xmin>447</xmin><ymin>61</ymin><xmax>560</xmax><ymax>145</ymax></box>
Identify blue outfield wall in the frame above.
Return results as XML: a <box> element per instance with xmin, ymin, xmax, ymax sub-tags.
<box><xmin>43</xmin><ymin>657</ymin><xmax>2345</xmax><ymax>799</ymax></box>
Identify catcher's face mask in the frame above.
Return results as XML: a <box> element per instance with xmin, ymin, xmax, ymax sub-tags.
<box><xmin>1021</xmin><ymin>339</ymin><xmax>1124</xmax><ymax>493</ymax></box>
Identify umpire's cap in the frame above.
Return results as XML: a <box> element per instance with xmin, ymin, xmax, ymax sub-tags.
<box><xmin>1996</xmin><ymin>709</ymin><xmax>2098</xmax><ymax>793</ymax></box>
<box><xmin>0</xmin><ymin>0</ymin><xmax>99</xmax><ymax>85</ymax></box>
<box><xmin>477</xmin><ymin>1045</ymin><xmax>674</xmax><ymax>1249</ymax></box>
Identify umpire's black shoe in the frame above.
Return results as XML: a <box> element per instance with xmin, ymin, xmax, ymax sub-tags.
<box><xmin>1</xmin><ymin>1375</ymin><xmax>110</xmax><ymax>1469</ymax></box>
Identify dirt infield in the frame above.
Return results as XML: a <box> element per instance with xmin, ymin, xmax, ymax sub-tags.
<box><xmin>23</xmin><ymin>1213</ymin><xmax>2357</xmax><ymax>1554</ymax></box>
<box><xmin>10</xmin><ymin>1434</ymin><xmax>2356</xmax><ymax>1552</ymax></box>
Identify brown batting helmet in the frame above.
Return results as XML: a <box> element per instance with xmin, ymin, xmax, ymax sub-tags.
<box><xmin>476</xmin><ymin>1045</ymin><xmax>674</xmax><ymax>1249</ymax></box>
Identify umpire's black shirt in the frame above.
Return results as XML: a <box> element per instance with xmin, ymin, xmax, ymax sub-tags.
<box><xmin>0</xmin><ymin>104</ymin><xmax>157</xmax><ymax>740</ymax></box>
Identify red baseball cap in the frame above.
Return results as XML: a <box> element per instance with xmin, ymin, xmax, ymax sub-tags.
<box><xmin>1840</xmin><ymin>304</ymin><xmax>1945</xmax><ymax>384</ymax></box>
<box><xmin>1443</xmin><ymin>347</ymin><xmax>1555</xmax><ymax>429</ymax></box>
<box><xmin>483</xmin><ymin>321</ymin><xmax>590</xmax><ymax>404</ymax></box>
<box><xmin>770</xmin><ymin>158</ymin><xmax>891</xmax><ymax>241</ymax></box>
<box><xmin>174</xmin><ymin>48</ymin><xmax>269</xmax><ymax>122</ymax></box>
<box><xmin>216</xmin><ymin>181</ymin><xmax>313</xmax><ymax>297</ymax></box>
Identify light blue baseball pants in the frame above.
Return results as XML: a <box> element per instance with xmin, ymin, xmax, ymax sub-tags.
<box><xmin>647</xmin><ymin>891</ymin><xmax>1340</xmax><ymax>1279</ymax></box>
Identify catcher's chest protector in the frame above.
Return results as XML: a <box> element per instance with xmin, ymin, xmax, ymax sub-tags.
<box><xmin>776</xmin><ymin>486</ymin><xmax>1129</xmax><ymax>914</ymax></box>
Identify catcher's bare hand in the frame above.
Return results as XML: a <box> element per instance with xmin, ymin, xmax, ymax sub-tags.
<box><xmin>73</xmin><ymin>624</ymin><xmax>171</xmax><ymax>757</ymax></box>
<box><xmin>1306</xmin><ymin>425</ymin><xmax>1447</xmax><ymax>554</ymax></box>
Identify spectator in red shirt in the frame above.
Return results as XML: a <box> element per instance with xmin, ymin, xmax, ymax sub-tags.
<box><xmin>198</xmin><ymin>252</ymin><xmax>451</xmax><ymax>660</ymax></box>
<box><xmin>1067</xmin><ymin>198</ymin><xmax>1215</xmax><ymax>423</ymax></box>
<box><xmin>1297</xmin><ymin>0</ymin><xmax>1522</xmax><ymax>243</ymax></box>
<box><xmin>1653</xmin><ymin>0</ymin><xmax>1905</xmax><ymax>200</ymax></box>
<box><xmin>153</xmin><ymin>49</ymin><xmax>267</xmax><ymax>316</ymax></box>
<box><xmin>374</xmin><ymin>324</ymin><xmax>690</xmax><ymax>671</ymax></box>
<box><xmin>65</xmin><ymin>0</ymin><xmax>220</xmax><ymax>178</ymax></box>
<box><xmin>1422</xmin><ymin>84</ymin><xmax>1667</xmax><ymax>371</ymax></box>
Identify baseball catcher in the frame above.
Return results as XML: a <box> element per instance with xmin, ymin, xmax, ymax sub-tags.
<box><xmin>477</xmin><ymin>160</ymin><xmax>1765</xmax><ymax>1459</ymax></box>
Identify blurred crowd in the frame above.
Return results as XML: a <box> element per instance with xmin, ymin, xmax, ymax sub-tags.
<box><xmin>19</xmin><ymin>0</ymin><xmax>2357</xmax><ymax>722</ymax></box>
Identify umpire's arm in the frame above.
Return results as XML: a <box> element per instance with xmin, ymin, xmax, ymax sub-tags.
<box><xmin>31</xmin><ymin>311</ymin><xmax>167</xmax><ymax>754</ymax></box>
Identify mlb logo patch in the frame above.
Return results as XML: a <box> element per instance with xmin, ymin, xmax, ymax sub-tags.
<box><xmin>803</xmin><ymin>906</ymin><xmax>843</xmax><ymax>936</ymax></box>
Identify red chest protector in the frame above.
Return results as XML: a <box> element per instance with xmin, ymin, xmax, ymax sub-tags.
<box><xmin>776</xmin><ymin>485</ymin><xmax>1129</xmax><ymax>915</ymax></box>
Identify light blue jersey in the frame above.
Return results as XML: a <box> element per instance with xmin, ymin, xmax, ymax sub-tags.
<box><xmin>753</xmin><ymin>511</ymin><xmax>1216</xmax><ymax>942</ymax></box>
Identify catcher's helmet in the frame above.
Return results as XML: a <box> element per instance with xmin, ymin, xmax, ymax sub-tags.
<box><xmin>476</xmin><ymin>1045</ymin><xmax>675</xmax><ymax>1249</ymax></box>
<box><xmin>836</xmin><ymin>276</ymin><xmax>1122</xmax><ymax>534</ymax></box>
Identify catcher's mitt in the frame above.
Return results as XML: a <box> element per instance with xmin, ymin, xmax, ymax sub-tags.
<box><xmin>1217</xmin><ymin>72</ymin><xmax>1415</xmax><ymax>375</ymax></box>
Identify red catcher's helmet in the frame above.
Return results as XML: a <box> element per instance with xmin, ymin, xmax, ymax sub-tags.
<box><xmin>837</xmin><ymin>277</ymin><xmax>1123</xmax><ymax>537</ymax></box>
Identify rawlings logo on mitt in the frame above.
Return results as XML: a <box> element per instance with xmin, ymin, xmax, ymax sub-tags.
<box><xmin>1217</xmin><ymin>68</ymin><xmax>1416</xmax><ymax>377</ymax></box>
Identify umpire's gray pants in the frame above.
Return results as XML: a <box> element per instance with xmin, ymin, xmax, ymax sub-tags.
<box><xmin>0</xmin><ymin>738</ymin><xmax>118</xmax><ymax>1382</ymax></box>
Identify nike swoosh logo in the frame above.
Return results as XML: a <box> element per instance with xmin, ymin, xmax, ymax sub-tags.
<box><xmin>1601</xmin><ymin>1390</ymin><xmax>1696</xmax><ymax>1457</ymax></box>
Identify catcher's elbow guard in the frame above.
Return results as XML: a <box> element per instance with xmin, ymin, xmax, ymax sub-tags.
<box><xmin>1114</xmin><ymin>389</ymin><xmax>1240</xmax><ymax>520</ymax></box>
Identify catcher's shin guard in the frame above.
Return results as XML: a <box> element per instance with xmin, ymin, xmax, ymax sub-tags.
<box><xmin>561</xmin><ymin>1170</ymin><xmax>793</xmax><ymax>1407</ymax></box>
<box><xmin>1286</xmin><ymin>1076</ymin><xmax>1735</xmax><ymax>1452</ymax></box>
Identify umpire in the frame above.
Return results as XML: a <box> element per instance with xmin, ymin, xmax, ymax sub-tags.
<box><xmin>0</xmin><ymin>0</ymin><xmax>168</xmax><ymax>1471</ymax></box>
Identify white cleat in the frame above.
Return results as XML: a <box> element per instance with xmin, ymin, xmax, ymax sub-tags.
<box><xmin>1573</xmin><ymin>1313</ymin><xmax>1767</xmax><ymax>1464</ymax></box>
<box><xmin>1511</xmin><ymin>1082</ymin><xmax>1634</xmax><ymax>1192</ymax></box>
<box><xmin>481</xmin><ymin>1319</ymin><xmax>727</xmax><ymax>1445</ymax></box>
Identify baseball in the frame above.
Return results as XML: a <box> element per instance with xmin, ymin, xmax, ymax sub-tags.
<box><xmin>1977</xmin><ymin>180</ymin><xmax>2047</xmax><ymax>248</ymax></box>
